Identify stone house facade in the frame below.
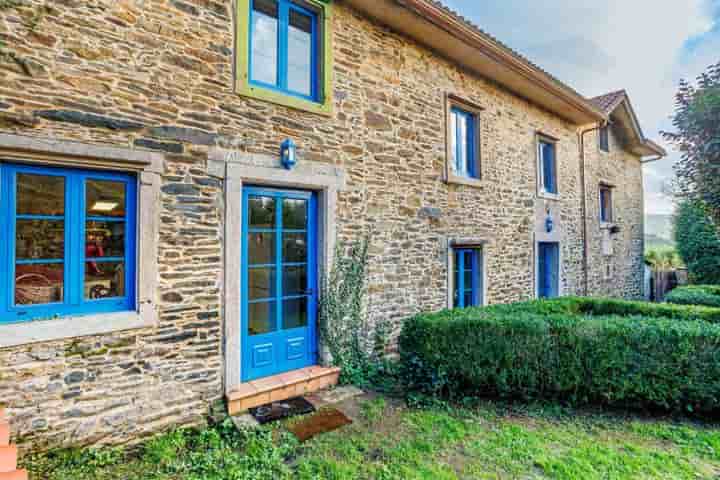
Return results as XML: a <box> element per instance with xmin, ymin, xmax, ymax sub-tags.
<box><xmin>0</xmin><ymin>0</ymin><xmax>664</xmax><ymax>450</ymax></box>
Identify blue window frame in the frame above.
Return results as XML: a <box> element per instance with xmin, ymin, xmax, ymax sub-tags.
<box><xmin>538</xmin><ymin>139</ymin><xmax>557</xmax><ymax>195</ymax></box>
<box><xmin>453</xmin><ymin>248</ymin><xmax>482</xmax><ymax>308</ymax></box>
<box><xmin>537</xmin><ymin>242</ymin><xmax>560</xmax><ymax>299</ymax></box>
<box><xmin>450</xmin><ymin>107</ymin><xmax>478</xmax><ymax>178</ymax></box>
<box><xmin>599</xmin><ymin>125</ymin><xmax>610</xmax><ymax>153</ymax></box>
<box><xmin>249</xmin><ymin>0</ymin><xmax>320</xmax><ymax>102</ymax></box>
<box><xmin>600</xmin><ymin>185</ymin><xmax>613</xmax><ymax>223</ymax></box>
<box><xmin>0</xmin><ymin>163</ymin><xmax>137</xmax><ymax>324</ymax></box>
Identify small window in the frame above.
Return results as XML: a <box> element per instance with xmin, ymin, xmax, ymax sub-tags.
<box><xmin>600</xmin><ymin>185</ymin><xmax>613</xmax><ymax>223</ymax></box>
<box><xmin>537</xmin><ymin>242</ymin><xmax>560</xmax><ymax>299</ymax></box>
<box><xmin>538</xmin><ymin>138</ymin><xmax>558</xmax><ymax>195</ymax></box>
<box><xmin>452</xmin><ymin>248</ymin><xmax>483</xmax><ymax>308</ymax></box>
<box><xmin>0</xmin><ymin>164</ymin><xmax>137</xmax><ymax>323</ymax></box>
<box><xmin>599</xmin><ymin>125</ymin><xmax>610</xmax><ymax>153</ymax></box>
<box><xmin>450</xmin><ymin>107</ymin><xmax>479</xmax><ymax>179</ymax></box>
<box><xmin>249</xmin><ymin>0</ymin><xmax>320</xmax><ymax>101</ymax></box>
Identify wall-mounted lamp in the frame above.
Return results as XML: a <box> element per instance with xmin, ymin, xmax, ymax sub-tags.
<box><xmin>280</xmin><ymin>139</ymin><xmax>297</xmax><ymax>170</ymax></box>
<box><xmin>545</xmin><ymin>210</ymin><xmax>554</xmax><ymax>233</ymax></box>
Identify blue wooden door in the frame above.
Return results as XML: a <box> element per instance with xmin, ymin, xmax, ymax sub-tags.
<box><xmin>538</xmin><ymin>242</ymin><xmax>559</xmax><ymax>299</ymax></box>
<box><xmin>241</xmin><ymin>187</ymin><xmax>318</xmax><ymax>381</ymax></box>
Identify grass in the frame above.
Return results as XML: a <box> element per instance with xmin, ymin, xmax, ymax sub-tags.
<box><xmin>24</xmin><ymin>397</ymin><xmax>720</xmax><ymax>480</ymax></box>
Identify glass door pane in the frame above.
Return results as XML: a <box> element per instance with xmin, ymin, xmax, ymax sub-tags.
<box><xmin>247</xmin><ymin>195</ymin><xmax>279</xmax><ymax>336</ymax></box>
<box><xmin>280</xmin><ymin>196</ymin><xmax>309</xmax><ymax>330</ymax></box>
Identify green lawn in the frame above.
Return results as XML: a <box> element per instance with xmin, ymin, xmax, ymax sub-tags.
<box><xmin>25</xmin><ymin>395</ymin><xmax>720</xmax><ymax>479</ymax></box>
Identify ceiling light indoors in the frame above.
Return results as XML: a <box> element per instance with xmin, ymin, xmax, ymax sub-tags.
<box><xmin>91</xmin><ymin>201</ymin><xmax>119</xmax><ymax>212</ymax></box>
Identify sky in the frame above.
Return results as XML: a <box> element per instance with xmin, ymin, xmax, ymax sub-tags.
<box><xmin>440</xmin><ymin>0</ymin><xmax>720</xmax><ymax>216</ymax></box>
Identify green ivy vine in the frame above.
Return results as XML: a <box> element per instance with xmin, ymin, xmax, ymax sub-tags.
<box><xmin>319</xmin><ymin>237</ymin><xmax>393</xmax><ymax>388</ymax></box>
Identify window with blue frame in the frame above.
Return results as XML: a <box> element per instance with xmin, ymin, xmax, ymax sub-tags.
<box><xmin>250</xmin><ymin>0</ymin><xmax>320</xmax><ymax>102</ymax></box>
<box><xmin>0</xmin><ymin>163</ymin><xmax>137</xmax><ymax>323</ymax></box>
<box><xmin>538</xmin><ymin>137</ymin><xmax>558</xmax><ymax>195</ymax></box>
<box><xmin>450</xmin><ymin>107</ymin><xmax>479</xmax><ymax>178</ymax></box>
<box><xmin>600</xmin><ymin>185</ymin><xmax>613</xmax><ymax>223</ymax></box>
<box><xmin>453</xmin><ymin>248</ymin><xmax>483</xmax><ymax>308</ymax></box>
<box><xmin>599</xmin><ymin>125</ymin><xmax>610</xmax><ymax>153</ymax></box>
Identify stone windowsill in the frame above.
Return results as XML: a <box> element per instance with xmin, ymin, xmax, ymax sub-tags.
<box><xmin>0</xmin><ymin>307</ymin><xmax>157</xmax><ymax>349</ymax></box>
<box><xmin>445</xmin><ymin>173</ymin><xmax>487</xmax><ymax>188</ymax></box>
<box><xmin>538</xmin><ymin>191</ymin><xmax>560</xmax><ymax>201</ymax></box>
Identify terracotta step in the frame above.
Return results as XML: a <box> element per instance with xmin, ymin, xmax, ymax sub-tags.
<box><xmin>0</xmin><ymin>470</ymin><xmax>28</xmax><ymax>480</ymax></box>
<box><xmin>227</xmin><ymin>366</ymin><xmax>341</xmax><ymax>415</ymax></box>
<box><xmin>0</xmin><ymin>446</ymin><xmax>17</xmax><ymax>473</ymax></box>
<box><xmin>0</xmin><ymin>422</ymin><xmax>8</xmax><ymax>447</ymax></box>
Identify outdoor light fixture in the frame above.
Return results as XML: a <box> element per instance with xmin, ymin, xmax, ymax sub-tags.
<box><xmin>91</xmin><ymin>201</ymin><xmax>119</xmax><ymax>213</ymax></box>
<box><xmin>281</xmin><ymin>139</ymin><xmax>297</xmax><ymax>170</ymax></box>
<box><xmin>545</xmin><ymin>212</ymin><xmax>554</xmax><ymax>233</ymax></box>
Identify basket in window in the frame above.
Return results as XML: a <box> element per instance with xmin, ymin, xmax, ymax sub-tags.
<box><xmin>15</xmin><ymin>273</ymin><xmax>59</xmax><ymax>305</ymax></box>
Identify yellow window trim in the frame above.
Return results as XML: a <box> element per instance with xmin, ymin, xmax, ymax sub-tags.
<box><xmin>235</xmin><ymin>0</ymin><xmax>334</xmax><ymax>116</ymax></box>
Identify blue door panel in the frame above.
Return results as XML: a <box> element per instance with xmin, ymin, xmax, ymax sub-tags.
<box><xmin>287</xmin><ymin>337</ymin><xmax>305</xmax><ymax>360</ymax></box>
<box><xmin>538</xmin><ymin>242</ymin><xmax>559</xmax><ymax>299</ymax></box>
<box><xmin>252</xmin><ymin>344</ymin><xmax>274</xmax><ymax>369</ymax></box>
<box><xmin>241</xmin><ymin>187</ymin><xmax>318</xmax><ymax>382</ymax></box>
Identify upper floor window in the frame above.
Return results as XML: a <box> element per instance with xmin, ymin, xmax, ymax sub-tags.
<box><xmin>453</xmin><ymin>248</ymin><xmax>483</xmax><ymax>308</ymax></box>
<box><xmin>538</xmin><ymin>137</ymin><xmax>558</xmax><ymax>195</ymax></box>
<box><xmin>600</xmin><ymin>184</ymin><xmax>613</xmax><ymax>223</ymax></box>
<box><xmin>250</xmin><ymin>0</ymin><xmax>320</xmax><ymax>102</ymax></box>
<box><xmin>450</xmin><ymin>107</ymin><xmax>479</xmax><ymax>179</ymax></box>
<box><xmin>0</xmin><ymin>164</ymin><xmax>137</xmax><ymax>323</ymax></box>
<box><xmin>599</xmin><ymin>125</ymin><xmax>610</xmax><ymax>153</ymax></box>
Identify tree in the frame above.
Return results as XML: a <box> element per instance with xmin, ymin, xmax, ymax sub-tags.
<box><xmin>674</xmin><ymin>200</ymin><xmax>720</xmax><ymax>284</ymax></box>
<box><xmin>663</xmin><ymin>62</ymin><xmax>720</xmax><ymax>219</ymax></box>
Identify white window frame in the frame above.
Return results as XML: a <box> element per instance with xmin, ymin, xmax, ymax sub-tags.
<box><xmin>445</xmin><ymin>94</ymin><xmax>484</xmax><ymax>188</ymax></box>
<box><xmin>536</xmin><ymin>133</ymin><xmax>559</xmax><ymax>200</ymax></box>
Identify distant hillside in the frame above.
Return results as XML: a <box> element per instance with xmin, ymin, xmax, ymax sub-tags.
<box><xmin>645</xmin><ymin>214</ymin><xmax>674</xmax><ymax>249</ymax></box>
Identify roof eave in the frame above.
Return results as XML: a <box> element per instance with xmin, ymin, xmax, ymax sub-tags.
<box><xmin>343</xmin><ymin>0</ymin><xmax>607</xmax><ymax>125</ymax></box>
<box><xmin>637</xmin><ymin>140</ymin><xmax>667</xmax><ymax>160</ymax></box>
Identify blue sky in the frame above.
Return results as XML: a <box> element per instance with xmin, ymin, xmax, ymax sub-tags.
<box><xmin>440</xmin><ymin>0</ymin><xmax>720</xmax><ymax>215</ymax></box>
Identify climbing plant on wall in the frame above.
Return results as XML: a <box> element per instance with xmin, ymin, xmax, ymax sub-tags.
<box><xmin>319</xmin><ymin>237</ymin><xmax>391</xmax><ymax>387</ymax></box>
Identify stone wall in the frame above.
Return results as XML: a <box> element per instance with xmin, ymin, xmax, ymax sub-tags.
<box><xmin>584</xmin><ymin>126</ymin><xmax>646</xmax><ymax>299</ymax></box>
<box><xmin>0</xmin><ymin>0</ymin><xmax>644</xmax><ymax>449</ymax></box>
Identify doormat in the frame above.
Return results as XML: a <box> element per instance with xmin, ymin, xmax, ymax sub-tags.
<box><xmin>249</xmin><ymin>397</ymin><xmax>316</xmax><ymax>425</ymax></box>
<box><xmin>287</xmin><ymin>408</ymin><xmax>353</xmax><ymax>442</ymax></box>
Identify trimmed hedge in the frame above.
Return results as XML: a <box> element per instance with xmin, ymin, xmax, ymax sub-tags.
<box><xmin>666</xmin><ymin>286</ymin><xmax>720</xmax><ymax>308</ymax></box>
<box><xmin>472</xmin><ymin>296</ymin><xmax>720</xmax><ymax>324</ymax></box>
<box><xmin>399</xmin><ymin>298</ymin><xmax>720</xmax><ymax>414</ymax></box>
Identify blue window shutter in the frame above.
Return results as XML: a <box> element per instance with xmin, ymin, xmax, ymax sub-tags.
<box><xmin>549</xmin><ymin>243</ymin><xmax>559</xmax><ymax>297</ymax></box>
<box><xmin>453</xmin><ymin>248</ymin><xmax>482</xmax><ymax>308</ymax></box>
<box><xmin>542</xmin><ymin>142</ymin><xmax>557</xmax><ymax>194</ymax></box>
<box><xmin>467</xmin><ymin>114</ymin><xmax>476</xmax><ymax>178</ymax></box>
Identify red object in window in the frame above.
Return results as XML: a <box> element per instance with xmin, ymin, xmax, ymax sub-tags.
<box><xmin>86</xmin><ymin>240</ymin><xmax>105</xmax><ymax>275</ymax></box>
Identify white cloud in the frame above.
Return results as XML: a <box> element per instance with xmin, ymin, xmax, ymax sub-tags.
<box><xmin>441</xmin><ymin>0</ymin><xmax>718</xmax><ymax>215</ymax></box>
